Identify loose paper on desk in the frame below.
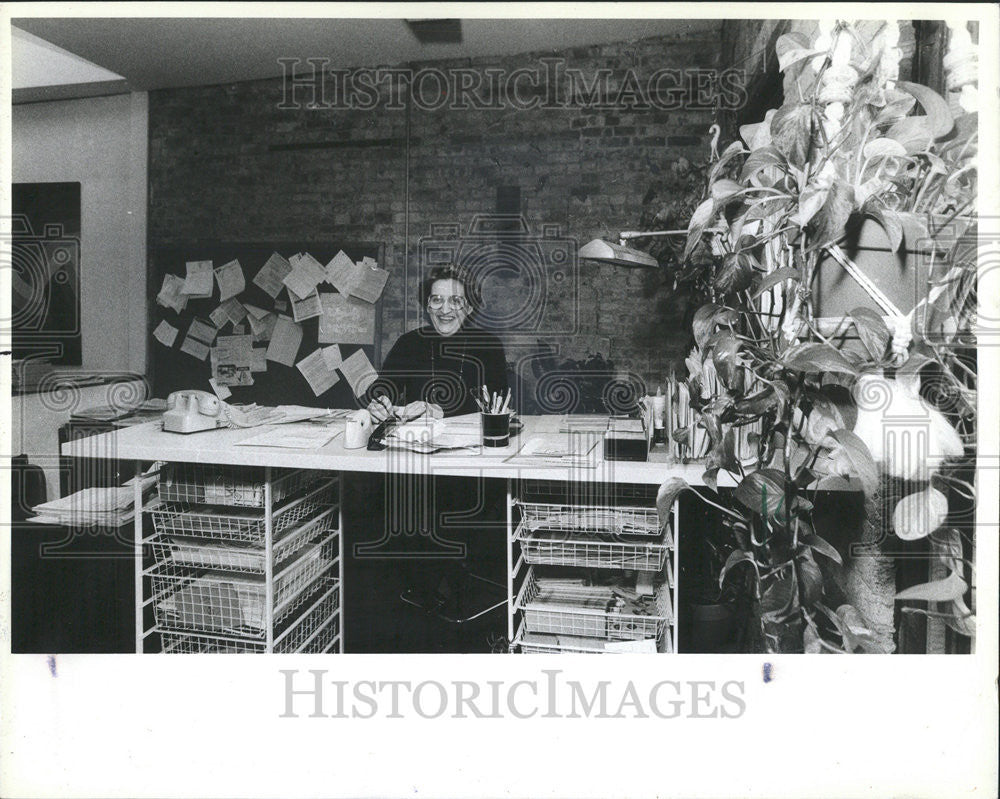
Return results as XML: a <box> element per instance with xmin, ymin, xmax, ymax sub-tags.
<box><xmin>340</xmin><ymin>348</ymin><xmax>378</xmax><ymax>398</ymax></box>
<box><xmin>318</xmin><ymin>292</ymin><xmax>376</xmax><ymax>345</ymax></box>
<box><xmin>265</xmin><ymin>315</ymin><xmax>303</xmax><ymax>366</ymax></box>
<box><xmin>349</xmin><ymin>263</ymin><xmax>389</xmax><ymax>304</ymax></box>
<box><xmin>211</xmin><ymin>334</ymin><xmax>254</xmax><ymax>387</ymax></box>
<box><xmin>291</xmin><ymin>288</ymin><xmax>322</xmax><ymax>322</ymax></box>
<box><xmin>253</xmin><ymin>252</ymin><xmax>293</xmax><ymax>298</ymax></box>
<box><xmin>214</xmin><ymin>259</ymin><xmax>245</xmax><ymax>302</ymax></box>
<box><xmin>153</xmin><ymin>320</ymin><xmax>179</xmax><ymax>348</ymax></box>
<box><xmin>321</xmin><ymin>344</ymin><xmax>343</xmax><ymax>371</ymax></box>
<box><xmin>296</xmin><ymin>347</ymin><xmax>341</xmax><ymax>396</ymax></box>
<box><xmin>181</xmin><ymin>260</ymin><xmax>214</xmax><ymax>297</ymax></box>
<box><xmin>235</xmin><ymin>425</ymin><xmax>341</xmax><ymax>450</ymax></box>
<box><xmin>156</xmin><ymin>274</ymin><xmax>188</xmax><ymax>313</ymax></box>
<box><xmin>324</xmin><ymin>250</ymin><xmax>362</xmax><ymax>295</ymax></box>
<box><xmin>283</xmin><ymin>252</ymin><xmax>327</xmax><ymax>299</ymax></box>
<box><xmin>249</xmin><ymin>311</ymin><xmax>276</xmax><ymax>343</ymax></box>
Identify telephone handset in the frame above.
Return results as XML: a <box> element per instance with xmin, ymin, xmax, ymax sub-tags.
<box><xmin>163</xmin><ymin>390</ymin><xmax>286</xmax><ymax>433</ymax></box>
<box><xmin>163</xmin><ymin>390</ymin><xmax>227</xmax><ymax>433</ymax></box>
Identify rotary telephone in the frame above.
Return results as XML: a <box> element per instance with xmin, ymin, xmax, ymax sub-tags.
<box><xmin>163</xmin><ymin>390</ymin><xmax>282</xmax><ymax>433</ymax></box>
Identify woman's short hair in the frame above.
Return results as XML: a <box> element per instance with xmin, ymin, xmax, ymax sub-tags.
<box><xmin>419</xmin><ymin>265</ymin><xmax>480</xmax><ymax>311</ymax></box>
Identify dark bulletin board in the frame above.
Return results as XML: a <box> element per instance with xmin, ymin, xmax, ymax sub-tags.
<box><xmin>148</xmin><ymin>241</ymin><xmax>384</xmax><ymax>408</ymax></box>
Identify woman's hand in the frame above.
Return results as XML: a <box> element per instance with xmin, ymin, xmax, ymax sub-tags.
<box><xmin>367</xmin><ymin>395</ymin><xmax>396</xmax><ymax>422</ymax></box>
<box><xmin>398</xmin><ymin>401</ymin><xmax>444</xmax><ymax>422</ymax></box>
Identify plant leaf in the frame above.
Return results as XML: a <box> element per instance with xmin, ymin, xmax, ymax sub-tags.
<box><xmin>862</xmin><ymin>138</ymin><xmax>908</xmax><ymax>160</ymax></box>
<box><xmin>808</xmin><ymin>180</ymin><xmax>855</xmax><ymax>248</ymax></box>
<box><xmin>656</xmin><ymin>477</ymin><xmax>689</xmax><ymax>529</ymax></box>
<box><xmin>797</xmin><ymin>551</ymin><xmax>824</xmax><ymax>607</ymax></box>
<box><xmin>775</xmin><ymin>31</ymin><xmax>814</xmax><ymax>72</ymax></box>
<box><xmin>782</xmin><ymin>342</ymin><xmax>859</xmax><ymax>375</ymax></box>
<box><xmin>770</xmin><ymin>103</ymin><xmax>814</xmax><ymax>167</ymax></box>
<box><xmin>793</xmin><ymin>185</ymin><xmax>830</xmax><ymax>227</ymax></box>
<box><xmin>760</xmin><ymin>572</ymin><xmax>797</xmax><ymax>620</ymax></box>
<box><xmin>710</xmin><ymin>178</ymin><xmax>745</xmax><ymax>201</ymax></box>
<box><xmin>707</xmin><ymin>140</ymin><xmax>747</xmax><ymax>185</ymax></box>
<box><xmin>830</xmin><ymin>428</ymin><xmax>879</xmax><ymax>497</ymax></box>
<box><xmin>801</xmin><ymin>533</ymin><xmax>843</xmax><ymax>566</ymax></box>
<box><xmin>752</xmin><ymin>267</ymin><xmax>801</xmax><ymax>299</ymax></box>
<box><xmin>684</xmin><ymin>198</ymin><xmax>716</xmax><ymax>261</ymax></box>
<box><xmin>692</xmin><ymin>303</ymin><xmax>738</xmax><ymax>348</ymax></box>
<box><xmin>896</xmin><ymin>80</ymin><xmax>954</xmax><ymax>139</ymax></box>
<box><xmin>734</xmin><ymin>468</ymin><xmax>787</xmax><ymax>517</ymax></box>
<box><xmin>719</xmin><ymin>549</ymin><xmax>756</xmax><ymax>588</ymax></box>
<box><xmin>739</xmin><ymin>145</ymin><xmax>787</xmax><ymax>182</ymax></box>
<box><xmin>895</xmin><ymin>570</ymin><xmax>968</xmax><ymax>602</ymax></box>
<box><xmin>849</xmin><ymin>306</ymin><xmax>891</xmax><ymax>359</ymax></box>
<box><xmin>892</xmin><ymin>487</ymin><xmax>949</xmax><ymax>541</ymax></box>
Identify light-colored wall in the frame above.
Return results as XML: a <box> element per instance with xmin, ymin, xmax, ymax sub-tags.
<box><xmin>12</xmin><ymin>92</ymin><xmax>148</xmax><ymax>374</ymax></box>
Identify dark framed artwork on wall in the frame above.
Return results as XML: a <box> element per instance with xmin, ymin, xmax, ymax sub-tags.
<box><xmin>11</xmin><ymin>181</ymin><xmax>82</xmax><ymax>366</ymax></box>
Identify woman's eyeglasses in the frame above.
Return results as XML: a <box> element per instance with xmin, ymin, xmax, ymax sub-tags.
<box><xmin>427</xmin><ymin>295</ymin><xmax>469</xmax><ymax>311</ymax></box>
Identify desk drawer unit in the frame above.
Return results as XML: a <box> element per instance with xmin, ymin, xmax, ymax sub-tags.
<box><xmin>139</xmin><ymin>464</ymin><xmax>343</xmax><ymax>653</ymax></box>
<box><xmin>511</xmin><ymin>496</ymin><xmax>677</xmax><ymax>654</ymax></box>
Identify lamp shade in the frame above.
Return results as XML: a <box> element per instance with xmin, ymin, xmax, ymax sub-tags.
<box><xmin>579</xmin><ymin>238</ymin><xmax>659</xmax><ymax>268</ymax></box>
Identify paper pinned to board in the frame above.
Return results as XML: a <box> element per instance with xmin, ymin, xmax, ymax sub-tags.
<box><xmin>317</xmin><ymin>292</ymin><xmax>376</xmax><ymax>345</ymax></box>
<box><xmin>291</xmin><ymin>288</ymin><xmax>323</xmax><ymax>322</ymax></box>
<box><xmin>180</xmin><ymin>317</ymin><xmax>218</xmax><ymax>357</ymax></box>
<box><xmin>339</xmin><ymin>348</ymin><xmax>378</xmax><ymax>398</ymax></box>
<box><xmin>321</xmin><ymin>344</ymin><xmax>343</xmax><ymax>371</ymax></box>
<box><xmin>153</xmin><ymin>320</ymin><xmax>179</xmax><ymax>348</ymax></box>
<box><xmin>250</xmin><ymin>347</ymin><xmax>267</xmax><ymax>372</ymax></box>
<box><xmin>249</xmin><ymin>311</ymin><xmax>277</xmax><ymax>343</ymax></box>
<box><xmin>179</xmin><ymin>335</ymin><xmax>210</xmax><ymax>361</ymax></box>
<box><xmin>156</xmin><ymin>274</ymin><xmax>189</xmax><ymax>314</ymax></box>
<box><xmin>359</xmin><ymin>255</ymin><xmax>378</xmax><ymax>270</ymax></box>
<box><xmin>209</xmin><ymin>377</ymin><xmax>233</xmax><ymax>400</ymax></box>
<box><xmin>214</xmin><ymin>259</ymin><xmax>245</xmax><ymax>302</ymax></box>
<box><xmin>296</xmin><ymin>347</ymin><xmax>341</xmax><ymax>396</ymax></box>
<box><xmin>253</xmin><ymin>252</ymin><xmax>293</xmax><ymax>298</ymax></box>
<box><xmin>211</xmin><ymin>334</ymin><xmax>255</xmax><ymax>387</ymax></box>
<box><xmin>283</xmin><ymin>252</ymin><xmax>328</xmax><ymax>300</ymax></box>
<box><xmin>244</xmin><ymin>303</ymin><xmax>269</xmax><ymax>320</ymax></box>
<box><xmin>348</xmin><ymin>264</ymin><xmax>389</xmax><ymax>304</ymax></box>
<box><xmin>265</xmin><ymin>315</ymin><xmax>303</xmax><ymax>366</ymax></box>
<box><xmin>181</xmin><ymin>260</ymin><xmax>214</xmax><ymax>297</ymax></box>
<box><xmin>324</xmin><ymin>250</ymin><xmax>362</xmax><ymax>295</ymax></box>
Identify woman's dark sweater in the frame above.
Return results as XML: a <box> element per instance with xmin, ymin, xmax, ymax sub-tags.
<box><xmin>368</xmin><ymin>325</ymin><xmax>508</xmax><ymax>417</ymax></box>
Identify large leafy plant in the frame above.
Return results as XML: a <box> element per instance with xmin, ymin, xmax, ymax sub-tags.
<box><xmin>657</xmin><ymin>20</ymin><xmax>977</xmax><ymax>653</ymax></box>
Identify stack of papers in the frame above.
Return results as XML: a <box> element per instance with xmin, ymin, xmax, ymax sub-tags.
<box><xmin>511</xmin><ymin>433</ymin><xmax>602</xmax><ymax>467</ymax></box>
<box><xmin>385</xmin><ymin>414</ymin><xmax>481</xmax><ymax>454</ymax></box>
<box><xmin>29</xmin><ymin>483</ymin><xmax>153</xmax><ymax>527</ymax></box>
<box><xmin>558</xmin><ymin>415</ymin><xmax>611</xmax><ymax>433</ymax></box>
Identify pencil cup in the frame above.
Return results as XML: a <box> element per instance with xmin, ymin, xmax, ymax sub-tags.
<box><xmin>481</xmin><ymin>412</ymin><xmax>510</xmax><ymax>448</ymax></box>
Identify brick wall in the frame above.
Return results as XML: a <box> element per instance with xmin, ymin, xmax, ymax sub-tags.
<box><xmin>148</xmin><ymin>27</ymin><xmax>723</xmax><ymax>409</ymax></box>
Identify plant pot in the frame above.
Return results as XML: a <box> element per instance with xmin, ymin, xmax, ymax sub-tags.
<box><xmin>812</xmin><ymin>214</ymin><xmax>974</xmax><ymax>320</ymax></box>
<box><xmin>685</xmin><ymin>601</ymin><xmax>738</xmax><ymax>653</ymax></box>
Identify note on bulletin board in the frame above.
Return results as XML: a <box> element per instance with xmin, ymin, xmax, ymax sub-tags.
<box><xmin>318</xmin><ymin>292</ymin><xmax>376</xmax><ymax>345</ymax></box>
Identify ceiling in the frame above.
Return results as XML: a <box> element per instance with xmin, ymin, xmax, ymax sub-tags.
<box><xmin>11</xmin><ymin>16</ymin><xmax>720</xmax><ymax>99</ymax></box>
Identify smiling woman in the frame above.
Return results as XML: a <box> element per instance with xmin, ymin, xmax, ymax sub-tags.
<box><xmin>366</xmin><ymin>265</ymin><xmax>509</xmax><ymax>420</ymax></box>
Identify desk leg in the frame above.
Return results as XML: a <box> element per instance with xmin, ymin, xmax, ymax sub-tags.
<box><xmin>673</xmin><ymin>499</ymin><xmax>681</xmax><ymax>654</ymax></box>
<box><xmin>338</xmin><ymin>471</ymin><xmax>345</xmax><ymax>654</ymax></box>
<box><xmin>506</xmin><ymin>477</ymin><xmax>513</xmax><ymax>649</ymax></box>
<box><xmin>133</xmin><ymin>460</ymin><xmax>143</xmax><ymax>654</ymax></box>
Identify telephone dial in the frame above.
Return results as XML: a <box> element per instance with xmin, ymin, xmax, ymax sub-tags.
<box><xmin>163</xmin><ymin>390</ymin><xmax>282</xmax><ymax>433</ymax></box>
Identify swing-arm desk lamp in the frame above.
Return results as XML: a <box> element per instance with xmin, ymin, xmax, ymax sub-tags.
<box><xmin>579</xmin><ymin>228</ymin><xmax>689</xmax><ymax>268</ymax></box>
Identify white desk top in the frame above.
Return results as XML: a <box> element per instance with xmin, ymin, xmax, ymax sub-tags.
<box><xmin>61</xmin><ymin>415</ymin><xmax>729</xmax><ymax>487</ymax></box>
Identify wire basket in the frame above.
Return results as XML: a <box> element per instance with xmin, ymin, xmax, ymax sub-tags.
<box><xmin>157</xmin><ymin>463</ymin><xmax>322</xmax><ymax>508</ymax></box>
<box><xmin>514</xmin><ymin>519</ymin><xmax>670</xmax><ymax>571</ymax></box>
<box><xmin>151</xmin><ymin>535</ymin><xmax>336</xmax><ymax>638</ymax></box>
<box><xmin>274</xmin><ymin>580</ymin><xmax>340</xmax><ymax>653</ymax></box>
<box><xmin>516</xmin><ymin>501</ymin><xmax>664</xmax><ymax>538</ymax></box>
<box><xmin>159</xmin><ymin>631</ymin><xmax>267</xmax><ymax>653</ymax></box>
<box><xmin>149</xmin><ymin>479</ymin><xmax>337</xmax><ymax>544</ymax></box>
<box><xmin>150</xmin><ymin>505</ymin><xmax>336</xmax><ymax>574</ymax></box>
<box><xmin>516</xmin><ymin>568</ymin><xmax>671</xmax><ymax>642</ymax></box>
